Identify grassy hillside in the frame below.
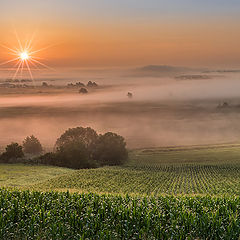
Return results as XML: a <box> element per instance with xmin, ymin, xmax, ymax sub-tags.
<box><xmin>128</xmin><ymin>143</ymin><xmax>240</xmax><ymax>166</ymax></box>
<box><xmin>0</xmin><ymin>164</ymin><xmax>73</xmax><ymax>188</ymax></box>
<box><xmin>36</xmin><ymin>165</ymin><xmax>240</xmax><ymax>195</ymax></box>
<box><xmin>31</xmin><ymin>144</ymin><xmax>240</xmax><ymax>195</ymax></box>
<box><xmin>1</xmin><ymin>145</ymin><xmax>240</xmax><ymax>239</ymax></box>
<box><xmin>2</xmin><ymin>144</ymin><xmax>240</xmax><ymax>195</ymax></box>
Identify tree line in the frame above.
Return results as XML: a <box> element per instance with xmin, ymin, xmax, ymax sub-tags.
<box><xmin>0</xmin><ymin>127</ymin><xmax>128</xmax><ymax>169</ymax></box>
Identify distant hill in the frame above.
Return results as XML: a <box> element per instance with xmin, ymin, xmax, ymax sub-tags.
<box><xmin>129</xmin><ymin>65</ymin><xmax>197</xmax><ymax>77</ymax></box>
<box><xmin>139</xmin><ymin>65</ymin><xmax>187</xmax><ymax>72</ymax></box>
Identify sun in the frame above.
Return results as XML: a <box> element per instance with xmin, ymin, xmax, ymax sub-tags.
<box><xmin>0</xmin><ymin>30</ymin><xmax>53</xmax><ymax>84</ymax></box>
<box><xmin>20</xmin><ymin>51</ymin><xmax>30</xmax><ymax>61</ymax></box>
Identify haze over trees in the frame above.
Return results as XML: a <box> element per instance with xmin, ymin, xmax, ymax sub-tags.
<box><xmin>79</xmin><ymin>87</ymin><xmax>88</xmax><ymax>94</ymax></box>
<box><xmin>93</xmin><ymin>132</ymin><xmax>128</xmax><ymax>166</ymax></box>
<box><xmin>23</xmin><ymin>135</ymin><xmax>43</xmax><ymax>155</ymax></box>
<box><xmin>0</xmin><ymin>143</ymin><xmax>24</xmax><ymax>162</ymax></box>
<box><xmin>51</xmin><ymin>127</ymin><xmax>128</xmax><ymax>169</ymax></box>
<box><xmin>0</xmin><ymin>127</ymin><xmax>128</xmax><ymax>169</ymax></box>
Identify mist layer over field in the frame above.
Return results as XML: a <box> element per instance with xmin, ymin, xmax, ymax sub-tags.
<box><xmin>1</xmin><ymin>67</ymin><xmax>240</xmax><ymax>150</ymax></box>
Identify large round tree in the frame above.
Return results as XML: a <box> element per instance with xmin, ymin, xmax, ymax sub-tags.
<box><xmin>55</xmin><ymin>127</ymin><xmax>99</xmax><ymax>168</ymax></box>
<box><xmin>93</xmin><ymin>132</ymin><xmax>128</xmax><ymax>166</ymax></box>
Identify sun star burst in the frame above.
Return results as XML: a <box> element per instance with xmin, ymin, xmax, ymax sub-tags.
<box><xmin>0</xmin><ymin>31</ymin><xmax>53</xmax><ymax>85</ymax></box>
<box><xmin>20</xmin><ymin>52</ymin><xmax>29</xmax><ymax>61</ymax></box>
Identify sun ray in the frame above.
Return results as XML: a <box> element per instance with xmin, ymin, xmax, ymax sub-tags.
<box><xmin>20</xmin><ymin>60</ymin><xmax>24</xmax><ymax>78</ymax></box>
<box><xmin>14</xmin><ymin>30</ymin><xmax>24</xmax><ymax>52</ymax></box>
<box><xmin>25</xmin><ymin>60</ymin><xmax>34</xmax><ymax>85</ymax></box>
<box><xmin>25</xmin><ymin>31</ymin><xmax>37</xmax><ymax>51</ymax></box>
<box><xmin>9</xmin><ymin>59</ymin><xmax>22</xmax><ymax>72</ymax></box>
<box><xmin>0</xmin><ymin>31</ymin><xmax>54</xmax><ymax>84</ymax></box>
<box><xmin>30</xmin><ymin>43</ymin><xmax>59</xmax><ymax>55</ymax></box>
<box><xmin>0</xmin><ymin>57</ymin><xmax>20</xmax><ymax>66</ymax></box>
<box><xmin>29</xmin><ymin>59</ymin><xmax>40</xmax><ymax>70</ymax></box>
<box><xmin>33</xmin><ymin>56</ymin><xmax>45</xmax><ymax>60</ymax></box>
<box><xmin>0</xmin><ymin>44</ymin><xmax>19</xmax><ymax>54</ymax></box>
<box><xmin>12</xmin><ymin>60</ymin><xmax>22</xmax><ymax>80</ymax></box>
<box><xmin>31</xmin><ymin>58</ymin><xmax>55</xmax><ymax>71</ymax></box>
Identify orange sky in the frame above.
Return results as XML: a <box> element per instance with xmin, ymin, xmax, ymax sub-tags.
<box><xmin>1</xmin><ymin>1</ymin><xmax>240</xmax><ymax>68</ymax></box>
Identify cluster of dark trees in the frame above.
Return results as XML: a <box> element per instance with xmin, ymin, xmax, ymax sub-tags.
<box><xmin>0</xmin><ymin>135</ymin><xmax>43</xmax><ymax>162</ymax></box>
<box><xmin>79</xmin><ymin>88</ymin><xmax>88</xmax><ymax>94</ymax></box>
<box><xmin>67</xmin><ymin>81</ymin><xmax>98</xmax><ymax>88</ymax></box>
<box><xmin>0</xmin><ymin>127</ymin><xmax>128</xmax><ymax>169</ymax></box>
<box><xmin>67</xmin><ymin>81</ymin><xmax>99</xmax><ymax>95</ymax></box>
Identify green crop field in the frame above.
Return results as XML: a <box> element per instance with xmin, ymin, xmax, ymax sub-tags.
<box><xmin>1</xmin><ymin>189</ymin><xmax>240</xmax><ymax>240</ymax></box>
<box><xmin>0</xmin><ymin>164</ymin><xmax>73</xmax><ymax>189</ymax></box>
<box><xmin>28</xmin><ymin>144</ymin><xmax>240</xmax><ymax>196</ymax></box>
<box><xmin>1</xmin><ymin>144</ymin><xmax>240</xmax><ymax>239</ymax></box>
<box><xmin>1</xmin><ymin>144</ymin><xmax>240</xmax><ymax>195</ymax></box>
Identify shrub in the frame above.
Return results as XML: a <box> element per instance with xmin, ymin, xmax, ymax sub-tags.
<box><xmin>23</xmin><ymin>135</ymin><xmax>43</xmax><ymax>155</ymax></box>
<box><xmin>56</xmin><ymin>141</ymin><xmax>95</xmax><ymax>169</ymax></box>
<box><xmin>4</xmin><ymin>127</ymin><xmax>128</xmax><ymax>169</ymax></box>
<box><xmin>53</xmin><ymin>127</ymin><xmax>128</xmax><ymax>169</ymax></box>
<box><xmin>79</xmin><ymin>88</ymin><xmax>88</xmax><ymax>94</ymax></box>
<box><xmin>0</xmin><ymin>143</ymin><xmax>24</xmax><ymax>162</ymax></box>
<box><xmin>55</xmin><ymin>127</ymin><xmax>98</xmax><ymax>154</ymax></box>
<box><xmin>93</xmin><ymin>132</ymin><xmax>128</xmax><ymax>166</ymax></box>
<box><xmin>38</xmin><ymin>152</ymin><xmax>57</xmax><ymax>166</ymax></box>
<box><xmin>54</xmin><ymin>127</ymin><xmax>99</xmax><ymax>168</ymax></box>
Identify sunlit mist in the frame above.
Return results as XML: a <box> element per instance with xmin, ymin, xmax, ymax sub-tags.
<box><xmin>0</xmin><ymin>31</ymin><xmax>52</xmax><ymax>83</ymax></box>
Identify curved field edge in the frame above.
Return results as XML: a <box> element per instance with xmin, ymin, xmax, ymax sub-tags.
<box><xmin>1</xmin><ymin>188</ymin><xmax>240</xmax><ymax>239</ymax></box>
<box><xmin>34</xmin><ymin>164</ymin><xmax>240</xmax><ymax>196</ymax></box>
<box><xmin>0</xmin><ymin>164</ymin><xmax>74</xmax><ymax>188</ymax></box>
<box><xmin>2</xmin><ymin>144</ymin><xmax>240</xmax><ymax>196</ymax></box>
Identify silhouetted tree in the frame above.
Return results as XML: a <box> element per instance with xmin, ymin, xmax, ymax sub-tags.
<box><xmin>55</xmin><ymin>141</ymin><xmax>94</xmax><ymax>169</ymax></box>
<box><xmin>87</xmin><ymin>81</ymin><xmax>98</xmax><ymax>87</ymax></box>
<box><xmin>79</xmin><ymin>88</ymin><xmax>88</xmax><ymax>94</ymax></box>
<box><xmin>127</xmin><ymin>92</ymin><xmax>133</xmax><ymax>98</ymax></box>
<box><xmin>56</xmin><ymin>127</ymin><xmax>98</xmax><ymax>151</ymax></box>
<box><xmin>54</xmin><ymin>127</ymin><xmax>99</xmax><ymax>168</ymax></box>
<box><xmin>76</xmin><ymin>82</ymin><xmax>85</xmax><ymax>87</ymax></box>
<box><xmin>0</xmin><ymin>143</ymin><xmax>24</xmax><ymax>162</ymax></box>
<box><xmin>39</xmin><ymin>127</ymin><xmax>128</xmax><ymax>169</ymax></box>
<box><xmin>23</xmin><ymin>135</ymin><xmax>43</xmax><ymax>155</ymax></box>
<box><xmin>38</xmin><ymin>152</ymin><xmax>57</xmax><ymax>166</ymax></box>
<box><xmin>42</xmin><ymin>82</ymin><xmax>48</xmax><ymax>87</ymax></box>
<box><xmin>93</xmin><ymin>132</ymin><xmax>128</xmax><ymax>166</ymax></box>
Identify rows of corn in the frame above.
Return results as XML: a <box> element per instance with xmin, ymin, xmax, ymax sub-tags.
<box><xmin>1</xmin><ymin>189</ymin><xmax>240</xmax><ymax>239</ymax></box>
<box><xmin>37</xmin><ymin>164</ymin><xmax>240</xmax><ymax>195</ymax></box>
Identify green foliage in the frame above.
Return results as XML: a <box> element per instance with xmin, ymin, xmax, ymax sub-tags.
<box><xmin>35</xmin><ymin>145</ymin><xmax>240</xmax><ymax>195</ymax></box>
<box><xmin>23</xmin><ymin>135</ymin><xmax>43</xmax><ymax>155</ymax></box>
<box><xmin>1</xmin><ymin>189</ymin><xmax>240</xmax><ymax>239</ymax></box>
<box><xmin>0</xmin><ymin>164</ymin><xmax>73</xmax><ymax>188</ymax></box>
<box><xmin>51</xmin><ymin>126</ymin><xmax>128</xmax><ymax>169</ymax></box>
<box><xmin>0</xmin><ymin>143</ymin><xmax>24</xmax><ymax>162</ymax></box>
<box><xmin>55</xmin><ymin>127</ymin><xmax>98</xmax><ymax>152</ymax></box>
<box><xmin>37</xmin><ymin>164</ymin><xmax>240</xmax><ymax>195</ymax></box>
<box><xmin>56</xmin><ymin>141</ymin><xmax>96</xmax><ymax>169</ymax></box>
<box><xmin>53</xmin><ymin>127</ymin><xmax>99</xmax><ymax>169</ymax></box>
<box><xmin>94</xmin><ymin>132</ymin><xmax>128</xmax><ymax>166</ymax></box>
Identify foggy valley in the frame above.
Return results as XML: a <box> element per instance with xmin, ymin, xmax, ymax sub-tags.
<box><xmin>1</xmin><ymin>67</ymin><xmax>240</xmax><ymax>150</ymax></box>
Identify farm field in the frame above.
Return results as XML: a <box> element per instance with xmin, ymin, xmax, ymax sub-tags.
<box><xmin>1</xmin><ymin>189</ymin><xmax>240</xmax><ymax>240</ymax></box>
<box><xmin>1</xmin><ymin>144</ymin><xmax>240</xmax><ymax>195</ymax></box>
<box><xmin>0</xmin><ymin>164</ymin><xmax>73</xmax><ymax>188</ymax></box>
<box><xmin>1</xmin><ymin>144</ymin><xmax>240</xmax><ymax>239</ymax></box>
<box><xmin>33</xmin><ymin>144</ymin><xmax>240</xmax><ymax>195</ymax></box>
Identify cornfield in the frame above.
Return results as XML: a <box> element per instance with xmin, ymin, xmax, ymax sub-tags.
<box><xmin>37</xmin><ymin>165</ymin><xmax>240</xmax><ymax>195</ymax></box>
<box><xmin>1</xmin><ymin>188</ymin><xmax>240</xmax><ymax>239</ymax></box>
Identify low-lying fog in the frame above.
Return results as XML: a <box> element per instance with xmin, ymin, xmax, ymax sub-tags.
<box><xmin>1</xmin><ymin>67</ymin><xmax>240</xmax><ymax>150</ymax></box>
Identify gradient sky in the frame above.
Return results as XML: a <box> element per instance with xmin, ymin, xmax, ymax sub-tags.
<box><xmin>1</xmin><ymin>0</ymin><xmax>240</xmax><ymax>68</ymax></box>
